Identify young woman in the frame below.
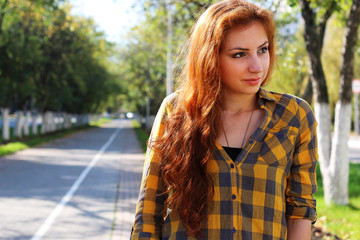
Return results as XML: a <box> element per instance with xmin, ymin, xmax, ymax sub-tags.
<box><xmin>131</xmin><ymin>0</ymin><xmax>317</xmax><ymax>239</ymax></box>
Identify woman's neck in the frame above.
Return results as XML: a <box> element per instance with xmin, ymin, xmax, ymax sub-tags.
<box><xmin>222</xmin><ymin>93</ymin><xmax>258</xmax><ymax>114</ymax></box>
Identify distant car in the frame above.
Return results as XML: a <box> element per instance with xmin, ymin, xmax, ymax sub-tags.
<box><xmin>126</xmin><ymin>112</ymin><xmax>134</xmax><ymax>119</ymax></box>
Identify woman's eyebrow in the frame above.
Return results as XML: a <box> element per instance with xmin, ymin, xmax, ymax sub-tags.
<box><xmin>258</xmin><ymin>41</ymin><xmax>269</xmax><ymax>48</ymax></box>
<box><xmin>228</xmin><ymin>41</ymin><xmax>269</xmax><ymax>51</ymax></box>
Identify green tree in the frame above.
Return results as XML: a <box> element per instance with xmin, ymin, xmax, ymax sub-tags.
<box><xmin>123</xmin><ymin>0</ymin><xmax>308</xmax><ymax>114</ymax></box>
<box><xmin>0</xmin><ymin>0</ymin><xmax>120</xmax><ymax>114</ymax></box>
<box><xmin>118</xmin><ymin>0</ymin><xmax>218</xmax><ymax>114</ymax></box>
<box><xmin>294</xmin><ymin>0</ymin><xmax>360</xmax><ymax>205</ymax></box>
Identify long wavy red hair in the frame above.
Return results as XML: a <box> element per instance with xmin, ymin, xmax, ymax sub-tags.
<box><xmin>154</xmin><ymin>0</ymin><xmax>275</xmax><ymax>237</ymax></box>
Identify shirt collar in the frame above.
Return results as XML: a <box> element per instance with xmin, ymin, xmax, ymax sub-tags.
<box><xmin>258</xmin><ymin>88</ymin><xmax>277</xmax><ymax>102</ymax></box>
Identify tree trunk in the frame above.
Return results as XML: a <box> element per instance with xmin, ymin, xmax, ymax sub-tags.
<box><xmin>24</xmin><ymin>111</ymin><xmax>31</xmax><ymax>136</ymax></box>
<box><xmin>326</xmin><ymin>0</ymin><xmax>360</xmax><ymax>205</ymax></box>
<box><xmin>299</xmin><ymin>0</ymin><xmax>336</xmax><ymax>101</ymax></box>
<box><xmin>1</xmin><ymin>108</ymin><xmax>10</xmax><ymax>141</ymax></box>
<box><xmin>15</xmin><ymin>111</ymin><xmax>24</xmax><ymax>138</ymax></box>
<box><xmin>300</xmin><ymin>0</ymin><xmax>360</xmax><ymax>205</ymax></box>
<box><xmin>325</xmin><ymin>102</ymin><xmax>352</xmax><ymax>205</ymax></box>
<box><xmin>313</xmin><ymin>105</ymin><xmax>333</xmax><ymax>204</ymax></box>
<box><xmin>299</xmin><ymin>0</ymin><xmax>333</xmax><ymax>201</ymax></box>
<box><xmin>49</xmin><ymin>112</ymin><xmax>55</xmax><ymax>132</ymax></box>
<box><xmin>41</xmin><ymin>112</ymin><xmax>47</xmax><ymax>134</ymax></box>
<box><xmin>32</xmin><ymin>113</ymin><xmax>38</xmax><ymax>136</ymax></box>
<box><xmin>64</xmin><ymin>113</ymin><xmax>71</xmax><ymax>129</ymax></box>
<box><xmin>338</xmin><ymin>0</ymin><xmax>360</xmax><ymax>103</ymax></box>
<box><xmin>314</xmin><ymin>102</ymin><xmax>332</xmax><ymax>174</ymax></box>
<box><xmin>297</xmin><ymin>0</ymin><xmax>360</xmax><ymax>205</ymax></box>
<box><xmin>301</xmin><ymin>78</ymin><xmax>313</xmax><ymax>105</ymax></box>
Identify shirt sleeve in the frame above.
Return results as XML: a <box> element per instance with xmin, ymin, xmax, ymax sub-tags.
<box><xmin>131</xmin><ymin>96</ymin><xmax>173</xmax><ymax>239</ymax></box>
<box><xmin>285</xmin><ymin>98</ymin><xmax>318</xmax><ymax>222</ymax></box>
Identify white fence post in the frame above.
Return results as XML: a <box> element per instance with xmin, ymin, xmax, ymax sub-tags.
<box><xmin>24</xmin><ymin>111</ymin><xmax>31</xmax><ymax>136</ymax></box>
<box><xmin>64</xmin><ymin>113</ymin><xmax>69</xmax><ymax>129</ymax></box>
<box><xmin>50</xmin><ymin>112</ymin><xmax>55</xmax><ymax>132</ymax></box>
<box><xmin>15</xmin><ymin>111</ymin><xmax>24</xmax><ymax>138</ymax></box>
<box><xmin>0</xmin><ymin>109</ymin><xmax>99</xmax><ymax>142</ymax></box>
<box><xmin>61</xmin><ymin>113</ymin><xmax>64</xmax><ymax>130</ymax></box>
<box><xmin>32</xmin><ymin>113</ymin><xmax>38</xmax><ymax>136</ymax></box>
<box><xmin>1</xmin><ymin>108</ymin><xmax>10</xmax><ymax>141</ymax></box>
<box><xmin>41</xmin><ymin>112</ymin><xmax>47</xmax><ymax>134</ymax></box>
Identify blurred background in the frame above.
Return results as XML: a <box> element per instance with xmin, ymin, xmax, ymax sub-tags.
<box><xmin>0</xmin><ymin>0</ymin><xmax>359</xmax><ymax>239</ymax></box>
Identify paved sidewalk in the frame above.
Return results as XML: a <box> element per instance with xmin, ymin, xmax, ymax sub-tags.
<box><xmin>0</xmin><ymin>119</ymin><xmax>144</xmax><ymax>240</ymax></box>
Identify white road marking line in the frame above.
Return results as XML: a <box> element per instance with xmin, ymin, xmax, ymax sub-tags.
<box><xmin>31</xmin><ymin>128</ymin><xmax>121</xmax><ymax>240</ymax></box>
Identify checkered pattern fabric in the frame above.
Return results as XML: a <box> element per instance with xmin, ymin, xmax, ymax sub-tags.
<box><xmin>131</xmin><ymin>88</ymin><xmax>318</xmax><ymax>240</ymax></box>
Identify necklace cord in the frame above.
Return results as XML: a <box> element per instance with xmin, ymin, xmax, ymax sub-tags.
<box><xmin>222</xmin><ymin>120</ymin><xmax>230</xmax><ymax>147</ymax></box>
<box><xmin>241</xmin><ymin>109</ymin><xmax>254</xmax><ymax>147</ymax></box>
<box><xmin>222</xmin><ymin>109</ymin><xmax>254</xmax><ymax>148</ymax></box>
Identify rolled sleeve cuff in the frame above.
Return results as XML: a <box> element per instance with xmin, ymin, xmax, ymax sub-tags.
<box><xmin>286</xmin><ymin>199</ymin><xmax>317</xmax><ymax>223</ymax></box>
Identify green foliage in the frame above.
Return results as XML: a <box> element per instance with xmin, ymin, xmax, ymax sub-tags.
<box><xmin>122</xmin><ymin>0</ymin><xmax>317</xmax><ymax>113</ymax></box>
<box><xmin>118</xmin><ymin>0</ymin><xmax>215</xmax><ymax>115</ymax></box>
<box><xmin>119</xmin><ymin>20</ymin><xmax>167</xmax><ymax>114</ymax></box>
<box><xmin>89</xmin><ymin>117</ymin><xmax>111</xmax><ymax>127</ymax></box>
<box><xmin>321</xmin><ymin>15</ymin><xmax>343</xmax><ymax>112</ymax></box>
<box><xmin>355</xmin><ymin>31</ymin><xmax>360</xmax><ymax>79</ymax></box>
<box><xmin>0</xmin><ymin>142</ymin><xmax>28</xmax><ymax>156</ymax></box>
<box><xmin>251</xmin><ymin>0</ymin><xmax>308</xmax><ymax>96</ymax></box>
<box><xmin>0</xmin><ymin>0</ymin><xmax>121</xmax><ymax>113</ymax></box>
<box><xmin>131</xmin><ymin>119</ymin><xmax>149</xmax><ymax>152</ymax></box>
<box><xmin>268</xmin><ymin>25</ymin><xmax>309</xmax><ymax>96</ymax></box>
<box><xmin>121</xmin><ymin>0</ymin><xmax>360</xmax><ymax>114</ymax></box>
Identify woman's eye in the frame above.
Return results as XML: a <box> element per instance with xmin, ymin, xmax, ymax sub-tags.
<box><xmin>258</xmin><ymin>47</ymin><xmax>269</xmax><ymax>54</ymax></box>
<box><xmin>233</xmin><ymin>52</ymin><xmax>246</xmax><ymax>58</ymax></box>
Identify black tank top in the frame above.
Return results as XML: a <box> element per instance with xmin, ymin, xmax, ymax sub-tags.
<box><xmin>223</xmin><ymin>146</ymin><xmax>243</xmax><ymax>161</ymax></box>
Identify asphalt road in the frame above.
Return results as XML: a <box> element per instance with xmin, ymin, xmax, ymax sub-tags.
<box><xmin>0</xmin><ymin>119</ymin><xmax>144</xmax><ymax>240</ymax></box>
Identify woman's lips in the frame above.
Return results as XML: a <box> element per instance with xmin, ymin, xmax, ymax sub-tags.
<box><xmin>244</xmin><ymin>77</ymin><xmax>261</xmax><ymax>85</ymax></box>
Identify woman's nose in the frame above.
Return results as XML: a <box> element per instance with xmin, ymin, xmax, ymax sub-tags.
<box><xmin>248</xmin><ymin>56</ymin><xmax>263</xmax><ymax>73</ymax></box>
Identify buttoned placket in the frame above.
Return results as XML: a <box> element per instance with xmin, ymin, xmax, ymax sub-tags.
<box><xmin>229</xmin><ymin>155</ymin><xmax>240</xmax><ymax>239</ymax></box>
<box><xmin>230</xmin><ymin>100</ymin><xmax>272</xmax><ymax>239</ymax></box>
<box><xmin>221</xmin><ymin>91</ymin><xmax>276</xmax><ymax>238</ymax></box>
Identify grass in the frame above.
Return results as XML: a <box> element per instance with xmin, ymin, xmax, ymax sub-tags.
<box><xmin>89</xmin><ymin>118</ymin><xmax>112</xmax><ymax>127</ymax></box>
<box><xmin>129</xmin><ymin>120</ymin><xmax>360</xmax><ymax>239</ymax></box>
<box><xmin>0</xmin><ymin>118</ymin><xmax>111</xmax><ymax>157</ymax></box>
<box><xmin>314</xmin><ymin>163</ymin><xmax>360</xmax><ymax>240</ymax></box>
<box><xmin>131</xmin><ymin>119</ymin><xmax>150</xmax><ymax>152</ymax></box>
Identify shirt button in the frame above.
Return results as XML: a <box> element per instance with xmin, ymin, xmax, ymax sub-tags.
<box><xmin>231</xmin><ymin>194</ymin><xmax>236</xmax><ymax>200</ymax></box>
<box><xmin>277</xmin><ymin>133</ymin><xmax>284</xmax><ymax>138</ymax></box>
<box><xmin>232</xmin><ymin>227</ymin><xmax>236</xmax><ymax>233</ymax></box>
<box><xmin>249</xmin><ymin>140</ymin><xmax>254</xmax><ymax>144</ymax></box>
<box><xmin>230</xmin><ymin>163</ymin><xmax>235</xmax><ymax>168</ymax></box>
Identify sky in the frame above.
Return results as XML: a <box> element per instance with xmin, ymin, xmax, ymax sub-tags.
<box><xmin>68</xmin><ymin>0</ymin><xmax>141</xmax><ymax>43</ymax></box>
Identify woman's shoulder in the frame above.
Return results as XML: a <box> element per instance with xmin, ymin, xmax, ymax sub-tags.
<box><xmin>260</xmin><ymin>88</ymin><xmax>313</xmax><ymax>114</ymax></box>
<box><xmin>163</xmin><ymin>92</ymin><xmax>178</xmax><ymax>105</ymax></box>
<box><xmin>160</xmin><ymin>92</ymin><xmax>178</xmax><ymax>114</ymax></box>
<box><xmin>154</xmin><ymin>92</ymin><xmax>181</xmax><ymax>121</ymax></box>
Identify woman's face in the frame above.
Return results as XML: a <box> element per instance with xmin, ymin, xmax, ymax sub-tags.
<box><xmin>219</xmin><ymin>21</ymin><xmax>270</xmax><ymax>97</ymax></box>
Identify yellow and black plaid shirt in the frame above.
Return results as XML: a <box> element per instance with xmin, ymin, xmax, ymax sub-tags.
<box><xmin>131</xmin><ymin>88</ymin><xmax>317</xmax><ymax>240</ymax></box>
